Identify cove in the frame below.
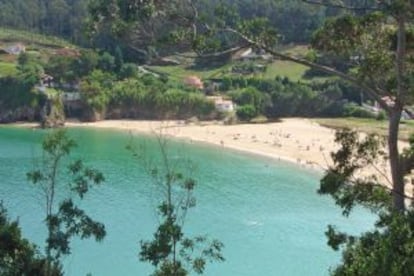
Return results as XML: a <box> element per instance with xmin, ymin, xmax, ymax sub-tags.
<box><xmin>0</xmin><ymin>126</ymin><xmax>375</xmax><ymax>275</ymax></box>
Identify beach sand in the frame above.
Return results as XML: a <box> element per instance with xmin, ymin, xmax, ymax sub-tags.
<box><xmin>66</xmin><ymin>119</ymin><xmax>333</xmax><ymax>170</ymax></box>
<box><xmin>66</xmin><ymin>118</ymin><xmax>402</xmax><ymax>177</ymax></box>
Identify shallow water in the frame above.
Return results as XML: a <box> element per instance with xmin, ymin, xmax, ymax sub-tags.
<box><xmin>0</xmin><ymin>126</ymin><xmax>375</xmax><ymax>275</ymax></box>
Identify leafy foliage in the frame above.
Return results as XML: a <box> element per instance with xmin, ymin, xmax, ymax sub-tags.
<box><xmin>320</xmin><ymin>129</ymin><xmax>414</xmax><ymax>274</ymax></box>
<box><xmin>327</xmin><ymin>210</ymin><xmax>414</xmax><ymax>276</ymax></box>
<box><xmin>106</xmin><ymin>76</ymin><xmax>215</xmax><ymax>120</ymax></box>
<box><xmin>0</xmin><ymin>0</ymin><xmax>89</xmax><ymax>44</ymax></box>
<box><xmin>319</xmin><ymin>129</ymin><xmax>391</xmax><ymax>215</ymax></box>
<box><xmin>0</xmin><ymin>53</ymin><xmax>44</xmax><ymax>120</ymax></box>
<box><xmin>130</xmin><ymin>135</ymin><xmax>224</xmax><ymax>275</ymax></box>
<box><xmin>0</xmin><ymin>202</ymin><xmax>63</xmax><ymax>276</ymax></box>
<box><xmin>235</xmin><ymin>104</ymin><xmax>256</xmax><ymax>121</ymax></box>
<box><xmin>27</xmin><ymin>129</ymin><xmax>106</xmax><ymax>271</ymax></box>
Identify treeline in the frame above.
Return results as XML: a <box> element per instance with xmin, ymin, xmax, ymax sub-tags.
<box><xmin>42</xmin><ymin>50</ymin><xmax>216</xmax><ymax>120</ymax></box>
<box><xmin>0</xmin><ymin>0</ymin><xmax>88</xmax><ymax>44</ymax></box>
<box><xmin>0</xmin><ymin>50</ymin><xmax>216</xmax><ymax>123</ymax></box>
<box><xmin>2</xmin><ymin>0</ymin><xmax>322</xmax><ymax>44</ymax></box>
<box><xmin>221</xmin><ymin>76</ymin><xmax>380</xmax><ymax>121</ymax></box>
<box><xmin>0</xmin><ymin>0</ymin><xmax>374</xmax><ymax>52</ymax></box>
<box><xmin>80</xmin><ymin>71</ymin><xmax>216</xmax><ymax>121</ymax></box>
<box><xmin>0</xmin><ymin>53</ymin><xmax>45</xmax><ymax>122</ymax></box>
<box><xmin>219</xmin><ymin>0</ymin><xmax>325</xmax><ymax>44</ymax></box>
<box><xmin>0</xmin><ymin>49</ymin><xmax>380</xmax><ymax>124</ymax></box>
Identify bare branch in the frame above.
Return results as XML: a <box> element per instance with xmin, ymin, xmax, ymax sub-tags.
<box><xmin>222</xmin><ymin>27</ymin><xmax>392</xmax><ymax>113</ymax></box>
<box><xmin>302</xmin><ymin>0</ymin><xmax>382</xmax><ymax>11</ymax></box>
<box><xmin>174</xmin><ymin>45</ymin><xmax>246</xmax><ymax>59</ymax></box>
<box><xmin>369</xmin><ymin>164</ymin><xmax>393</xmax><ymax>187</ymax></box>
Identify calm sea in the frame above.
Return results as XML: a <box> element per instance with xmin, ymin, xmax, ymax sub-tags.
<box><xmin>0</xmin><ymin>126</ymin><xmax>375</xmax><ymax>275</ymax></box>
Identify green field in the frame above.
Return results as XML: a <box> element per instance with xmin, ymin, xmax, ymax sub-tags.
<box><xmin>147</xmin><ymin>64</ymin><xmax>231</xmax><ymax>80</ymax></box>
<box><xmin>0</xmin><ymin>27</ymin><xmax>74</xmax><ymax>48</ymax></box>
<box><xmin>0</xmin><ymin>28</ymin><xmax>79</xmax><ymax>78</ymax></box>
<box><xmin>0</xmin><ymin>61</ymin><xmax>17</xmax><ymax>76</ymax></box>
<box><xmin>147</xmin><ymin>45</ymin><xmax>333</xmax><ymax>83</ymax></box>
<box><xmin>263</xmin><ymin>60</ymin><xmax>308</xmax><ymax>81</ymax></box>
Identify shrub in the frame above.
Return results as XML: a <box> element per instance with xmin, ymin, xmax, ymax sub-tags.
<box><xmin>376</xmin><ymin>110</ymin><xmax>387</xmax><ymax>120</ymax></box>
<box><xmin>236</xmin><ymin>104</ymin><xmax>257</xmax><ymax>121</ymax></box>
<box><xmin>343</xmin><ymin>103</ymin><xmax>376</xmax><ymax>118</ymax></box>
<box><xmin>119</xmin><ymin>63</ymin><xmax>138</xmax><ymax>79</ymax></box>
<box><xmin>229</xmin><ymin>86</ymin><xmax>266</xmax><ymax>114</ymax></box>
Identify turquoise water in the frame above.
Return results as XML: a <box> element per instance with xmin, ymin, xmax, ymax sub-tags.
<box><xmin>0</xmin><ymin>126</ymin><xmax>375</xmax><ymax>275</ymax></box>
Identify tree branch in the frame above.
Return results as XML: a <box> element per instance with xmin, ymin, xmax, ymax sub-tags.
<box><xmin>174</xmin><ymin>45</ymin><xmax>246</xmax><ymax>59</ymax></box>
<box><xmin>302</xmin><ymin>0</ymin><xmax>382</xmax><ymax>11</ymax></box>
<box><xmin>223</xmin><ymin>27</ymin><xmax>392</xmax><ymax>112</ymax></box>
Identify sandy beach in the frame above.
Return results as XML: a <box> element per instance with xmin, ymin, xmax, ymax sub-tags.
<box><xmin>66</xmin><ymin>119</ymin><xmax>334</xmax><ymax>171</ymax></box>
<box><xmin>65</xmin><ymin>118</ymin><xmax>393</xmax><ymax>174</ymax></box>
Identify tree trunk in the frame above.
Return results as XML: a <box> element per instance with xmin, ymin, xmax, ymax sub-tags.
<box><xmin>390</xmin><ymin>12</ymin><xmax>407</xmax><ymax>211</ymax></box>
<box><xmin>388</xmin><ymin>109</ymin><xmax>405</xmax><ymax>211</ymax></box>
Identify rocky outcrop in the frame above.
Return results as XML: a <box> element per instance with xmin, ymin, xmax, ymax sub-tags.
<box><xmin>40</xmin><ymin>95</ymin><xmax>65</xmax><ymax>128</ymax></box>
<box><xmin>0</xmin><ymin>106</ymin><xmax>38</xmax><ymax>123</ymax></box>
<box><xmin>82</xmin><ymin>107</ymin><xmax>106</xmax><ymax>122</ymax></box>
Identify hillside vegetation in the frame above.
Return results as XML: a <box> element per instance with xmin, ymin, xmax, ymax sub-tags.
<box><xmin>0</xmin><ymin>28</ymin><xmax>75</xmax><ymax>48</ymax></box>
<box><xmin>147</xmin><ymin>45</ymin><xmax>325</xmax><ymax>82</ymax></box>
<box><xmin>0</xmin><ymin>28</ymin><xmax>79</xmax><ymax>78</ymax></box>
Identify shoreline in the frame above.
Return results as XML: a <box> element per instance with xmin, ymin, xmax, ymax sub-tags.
<box><xmin>64</xmin><ymin>118</ymin><xmax>337</xmax><ymax>173</ymax></box>
<box><xmin>6</xmin><ymin>118</ymin><xmax>399</xmax><ymax>182</ymax></box>
<box><xmin>64</xmin><ymin>119</ymin><xmax>406</xmax><ymax>189</ymax></box>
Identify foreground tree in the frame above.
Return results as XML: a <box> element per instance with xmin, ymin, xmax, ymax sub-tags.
<box><xmin>226</xmin><ymin>1</ymin><xmax>414</xmax><ymax>211</ymax></box>
<box><xmin>87</xmin><ymin>1</ymin><xmax>414</xmax><ymax>272</ymax></box>
<box><xmin>319</xmin><ymin>129</ymin><xmax>414</xmax><ymax>274</ymax></box>
<box><xmin>128</xmin><ymin>132</ymin><xmax>224</xmax><ymax>275</ymax></box>
<box><xmin>88</xmin><ymin>0</ymin><xmax>414</xmax><ymax>211</ymax></box>
<box><xmin>27</xmin><ymin>129</ymin><xmax>106</xmax><ymax>275</ymax></box>
<box><xmin>0</xmin><ymin>201</ymin><xmax>62</xmax><ymax>275</ymax></box>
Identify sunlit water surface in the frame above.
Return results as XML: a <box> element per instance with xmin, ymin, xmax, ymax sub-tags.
<box><xmin>0</xmin><ymin>126</ymin><xmax>375</xmax><ymax>275</ymax></box>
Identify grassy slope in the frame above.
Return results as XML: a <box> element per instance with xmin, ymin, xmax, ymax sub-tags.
<box><xmin>0</xmin><ymin>61</ymin><xmax>17</xmax><ymax>76</ymax></box>
<box><xmin>148</xmin><ymin>64</ymin><xmax>232</xmax><ymax>81</ymax></box>
<box><xmin>313</xmin><ymin>118</ymin><xmax>414</xmax><ymax>141</ymax></box>
<box><xmin>263</xmin><ymin>45</ymin><xmax>308</xmax><ymax>81</ymax></box>
<box><xmin>263</xmin><ymin>60</ymin><xmax>308</xmax><ymax>81</ymax></box>
<box><xmin>0</xmin><ymin>28</ymin><xmax>77</xmax><ymax>77</ymax></box>
<box><xmin>148</xmin><ymin>45</ymin><xmax>331</xmax><ymax>82</ymax></box>
<box><xmin>0</xmin><ymin>27</ymin><xmax>74</xmax><ymax>48</ymax></box>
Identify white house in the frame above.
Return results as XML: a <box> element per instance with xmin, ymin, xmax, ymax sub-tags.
<box><xmin>4</xmin><ymin>43</ymin><xmax>26</xmax><ymax>55</ymax></box>
<box><xmin>207</xmin><ymin>96</ymin><xmax>235</xmax><ymax>112</ymax></box>
<box><xmin>62</xmin><ymin>92</ymin><xmax>81</xmax><ymax>102</ymax></box>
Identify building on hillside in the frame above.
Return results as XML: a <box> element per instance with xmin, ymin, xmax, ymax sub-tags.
<box><xmin>62</xmin><ymin>92</ymin><xmax>81</xmax><ymax>102</ymax></box>
<box><xmin>40</xmin><ymin>73</ymin><xmax>54</xmax><ymax>87</ymax></box>
<box><xmin>232</xmin><ymin>47</ymin><xmax>272</xmax><ymax>61</ymax></box>
<box><xmin>204</xmin><ymin>81</ymin><xmax>222</xmax><ymax>95</ymax></box>
<box><xmin>184</xmin><ymin>75</ymin><xmax>204</xmax><ymax>89</ymax></box>
<box><xmin>60</xmin><ymin>82</ymin><xmax>80</xmax><ymax>91</ymax></box>
<box><xmin>207</xmin><ymin>96</ymin><xmax>235</xmax><ymax>112</ymax></box>
<box><xmin>36</xmin><ymin>74</ymin><xmax>54</xmax><ymax>93</ymax></box>
<box><xmin>4</xmin><ymin>43</ymin><xmax>26</xmax><ymax>55</ymax></box>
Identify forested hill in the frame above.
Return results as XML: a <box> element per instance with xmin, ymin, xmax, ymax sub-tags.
<box><xmin>0</xmin><ymin>0</ymin><xmax>333</xmax><ymax>47</ymax></box>
<box><xmin>0</xmin><ymin>0</ymin><xmax>88</xmax><ymax>44</ymax></box>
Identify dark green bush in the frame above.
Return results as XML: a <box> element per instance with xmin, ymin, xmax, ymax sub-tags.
<box><xmin>236</xmin><ymin>105</ymin><xmax>257</xmax><ymax>121</ymax></box>
<box><xmin>376</xmin><ymin>110</ymin><xmax>387</xmax><ymax>120</ymax></box>
<box><xmin>343</xmin><ymin>103</ymin><xmax>377</xmax><ymax>118</ymax></box>
<box><xmin>119</xmin><ymin>63</ymin><xmax>138</xmax><ymax>79</ymax></box>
